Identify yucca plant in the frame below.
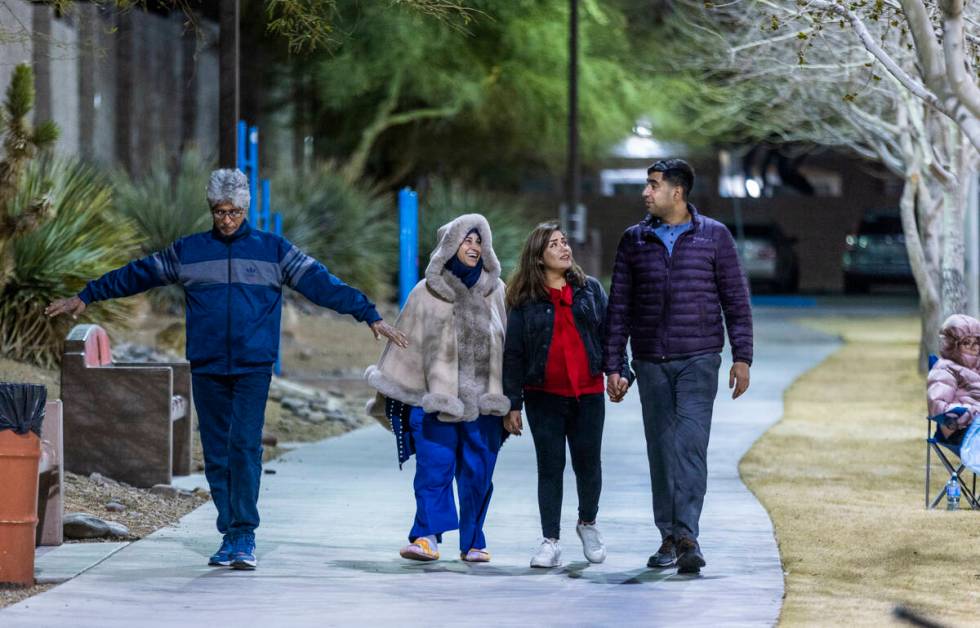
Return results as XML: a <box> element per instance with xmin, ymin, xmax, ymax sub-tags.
<box><xmin>112</xmin><ymin>148</ymin><xmax>215</xmax><ymax>312</ymax></box>
<box><xmin>274</xmin><ymin>164</ymin><xmax>397</xmax><ymax>302</ymax></box>
<box><xmin>0</xmin><ymin>63</ymin><xmax>60</xmax><ymax>292</ymax></box>
<box><xmin>419</xmin><ymin>179</ymin><xmax>534</xmax><ymax>280</ymax></box>
<box><xmin>0</xmin><ymin>157</ymin><xmax>139</xmax><ymax>368</ymax></box>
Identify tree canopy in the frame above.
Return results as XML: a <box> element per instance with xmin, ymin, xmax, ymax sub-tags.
<box><xmin>269</xmin><ymin>0</ymin><xmax>658</xmax><ymax>185</ymax></box>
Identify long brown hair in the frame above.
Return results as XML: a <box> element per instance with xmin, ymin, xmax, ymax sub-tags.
<box><xmin>506</xmin><ymin>221</ymin><xmax>586</xmax><ymax>310</ymax></box>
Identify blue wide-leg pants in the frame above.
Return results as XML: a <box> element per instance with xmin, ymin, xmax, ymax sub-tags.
<box><xmin>408</xmin><ymin>408</ymin><xmax>503</xmax><ymax>553</ymax></box>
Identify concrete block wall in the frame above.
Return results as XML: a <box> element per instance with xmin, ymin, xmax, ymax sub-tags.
<box><xmin>0</xmin><ymin>1</ymin><xmax>219</xmax><ymax>171</ymax></box>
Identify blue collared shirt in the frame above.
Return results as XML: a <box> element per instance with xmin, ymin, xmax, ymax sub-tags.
<box><xmin>654</xmin><ymin>221</ymin><xmax>693</xmax><ymax>256</ymax></box>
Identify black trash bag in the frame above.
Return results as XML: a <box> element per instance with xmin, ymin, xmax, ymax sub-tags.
<box><xmin>0</xmin><ymin>382</ymin><xmax>47</xmax><ymax>436</ymax></box>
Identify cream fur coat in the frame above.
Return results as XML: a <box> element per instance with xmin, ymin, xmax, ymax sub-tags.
<box><xmin>366</xmin><ymin>214</ymin><xmax>509</xmax><ymax>425</ymax></box>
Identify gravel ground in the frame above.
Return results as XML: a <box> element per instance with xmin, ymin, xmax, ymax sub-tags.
<box><xmin>0</xmin><ymin>584</ymin><xmax>55</xmax><ymax>609</ymax></box>
<box><xmin>63</xmin><ymin>472</ymin><xmax>210</xmax><ymax>540</ymax></box>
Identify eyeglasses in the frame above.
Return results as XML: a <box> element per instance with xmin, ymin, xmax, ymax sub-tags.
<box><xmin>212</xmin><ymin>208</ymin><xmax>245</xmax><ymax>219</ymax></box>
<box><xmin>958</xmin><ymin>337</ymin><xmax>980</xmax><ymax>349</ymax></box>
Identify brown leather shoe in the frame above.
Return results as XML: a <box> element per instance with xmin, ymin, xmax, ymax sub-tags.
<box><xmin>647</xmin><ymin>536</ymin><xmax>676</xmax><ymax>568</ymax></box>
<box><xmin>675</xmin><ymin>537</ymin><xmax>705</xmax><ymax>574</ymax></box>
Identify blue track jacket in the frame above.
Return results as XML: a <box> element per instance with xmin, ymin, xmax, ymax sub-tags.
<box><xmin>78</xmin><ymin>221</ymin><xmax>382</xmax><ymax>375</ymax></box>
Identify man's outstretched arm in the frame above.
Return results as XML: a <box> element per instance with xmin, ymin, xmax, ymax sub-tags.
<box><xmin>45</xmin><ymin>244</ymin><xmax>180</xmax><ymax>319</ymax></box>
<box><xmin>280</xmin><ymin>241</ymin><xmax>407</xmax><ymax>348</ymax></box>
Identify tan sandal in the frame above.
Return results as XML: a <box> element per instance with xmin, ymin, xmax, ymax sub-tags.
<box><xmin>400</xmin><ymin>537</ymin><xmax>439</xmax><ymax>561</ymax></box>
<box><xmin>460</xmin><ymin>548</ymin><xmax>491</xmax><ymax>563</ymax></box>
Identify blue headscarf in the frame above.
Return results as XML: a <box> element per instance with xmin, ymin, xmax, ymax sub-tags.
<box><xmin>445</xmin><ymin>228</ymin><xmax>483</xmax><ymax>289</ymax></box>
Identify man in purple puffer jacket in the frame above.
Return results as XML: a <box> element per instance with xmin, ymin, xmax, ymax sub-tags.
<box><xmin>603</xmin><ymin>159</ymin><xmax>753</xmax><ymax>575</ymax></box>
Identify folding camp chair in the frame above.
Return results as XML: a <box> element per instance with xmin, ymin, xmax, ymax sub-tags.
<box><xmin>925</xmin><ymin>354</ymin><xmax>980</xmax><ymax>509</ymax></box>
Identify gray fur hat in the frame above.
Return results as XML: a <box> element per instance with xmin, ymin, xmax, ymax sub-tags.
<box><xmin>206</xmin><ymin>169</ymin><xmax>250</xmax><ymax>211</ymax></box>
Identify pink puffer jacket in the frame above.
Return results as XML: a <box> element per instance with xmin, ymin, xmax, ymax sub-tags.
<box><xmin>927</xmin><ymin>314</ymin><xmax>980</xmax><ymax>428</ymax></box>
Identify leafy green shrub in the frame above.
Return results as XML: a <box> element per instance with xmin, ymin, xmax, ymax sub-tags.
<box><xmin>0</xmin><ymin>157</ymin><xmax>138</xmax><ymax>368</ymax></box>
<box><xmin>274</xmin><ymin>164</ymin><xmax>397</xmax><ymax>302</ymax></box>
<box><xmin>111</xmin><ymin>149</ymin><xmax>215</xmax><ymax>312</ymax></box>
<box><xmin>419</xmin><ymin>179</ymin><xmax>534</xmax><ymax>279</ymax></box>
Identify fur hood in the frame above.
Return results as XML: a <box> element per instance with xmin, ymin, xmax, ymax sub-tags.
<box><xmin>424</xmin><ymin>213</ymin><xmax>502</xmax><ymax>302</ymax></box>
<box><xmin>365</xmin><ymin>214</ymin><xmax>509</xmax><ymax>424</ymax></box>
<box><xmin>939</xmin><ymin>314</ymin><xmax>980</xmax><ymax>368</ymax></box>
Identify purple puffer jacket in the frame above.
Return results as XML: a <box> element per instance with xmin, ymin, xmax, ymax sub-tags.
<box><xmin>602</xmin><ymin>204</ymin><xmax>753</xmax><ymax>371</ymax></box>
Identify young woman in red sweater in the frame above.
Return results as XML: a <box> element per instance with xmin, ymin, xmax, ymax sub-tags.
<box><xmin>502</xmin><ymin>222</ymin><xmax>632</xmax><ymax>568</ymax></box>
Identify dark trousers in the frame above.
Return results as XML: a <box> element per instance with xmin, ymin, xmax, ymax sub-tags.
<box><xmin>191</xmin><ymin>372</ymin><xmax>271</xmax><ymax>537</ymax></box>
<box><xmin>633</xmin><ymin>354</ymin><xmax>721</xmax><ymax>542</ymax></box>
<box><xmin>408</xmin><ymin>408</ymin><xmax>503</xmax><ymax>552</ymax></box>
<box><xmin>524</xmin><ymin>391</ymin><xmax>605</xmax><ymax>540</ymax></box>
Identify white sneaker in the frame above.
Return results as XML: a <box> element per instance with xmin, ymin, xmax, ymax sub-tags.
<box><xmin>530</xmin><ymin>538</ymin><xmax>562</xmax><ymax>568</ymax></box>
<box><xmin>576</xmin><ymin>522</ymin><xmax>606</xmax><ymax>563</ymax></box>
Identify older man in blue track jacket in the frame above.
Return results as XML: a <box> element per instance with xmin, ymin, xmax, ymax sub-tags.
<box><xmin>45</xmin><ymin>169</ymin><xmax>407</xmax><ymax>571</ymax></box>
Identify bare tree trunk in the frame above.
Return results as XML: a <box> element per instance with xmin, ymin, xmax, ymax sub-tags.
<box><xmin>218</xmin><ymin>0</ymin><xmax>240</xmax><ymax>168</ymax></box>
<box><xmin>898</xmin><ymin>103</ymin><xmax>941</xmax><ymax>368</ymax></box>
<box><xmin>180</xmin><ymin>22</ymin><xmax>199</xmax><ymax>154</ymax></box>
<box><xmin>78</xmin><ymin>4</ymin><xmax>96</xmax><ymax>161</ymax></box>
<box><xmin>114</xmin><ymin>11</ymin><xmax>134</xmax><ymax>173</ymax></box>
<box><xmin>901</xmin><ymin>169</ymin><xmax>941</xmax><ymax>368</ymax></box>
<box><xmin>940</xmin><ymin>126</ymin><xmax>971</xmax><ymax>320</ymax></box>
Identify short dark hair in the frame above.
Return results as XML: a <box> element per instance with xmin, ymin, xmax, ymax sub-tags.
<box><xmin>648</xmin><ymin>159</ymin><xmax>695</xmax><ymax>200</ymax></box>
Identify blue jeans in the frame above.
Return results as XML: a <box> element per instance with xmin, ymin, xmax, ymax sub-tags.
<box><xmin>633</xmin><ymin>354</ymin><xmax>721</xmax><ymax>542</ymax></box>
<box><xmin>192</xmin><ymin>372</ymin><xmax>271</xmax><ymax>536</ymax></box>
<box><xmin>408</xmin><ymin>408</ymin><xmax>503</xmax><ymax>552</ymax></box>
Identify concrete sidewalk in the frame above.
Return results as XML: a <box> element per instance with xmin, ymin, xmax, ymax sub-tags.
<box><xmin>2</xmin><ymin>311</ymin><xmax>837</xmax><ymax>627</ymax></box>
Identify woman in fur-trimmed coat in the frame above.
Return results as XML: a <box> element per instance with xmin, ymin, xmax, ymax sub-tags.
<box><xmin>366</xmin><ymin>213</ymin><xmax>509</xmax><ymax>563</ymax></box>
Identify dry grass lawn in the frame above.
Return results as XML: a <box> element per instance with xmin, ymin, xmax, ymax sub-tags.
<box><xmin>741</xmin><ymin>316</ymin><xmax>980</xmax><ymax>626</ymax></box>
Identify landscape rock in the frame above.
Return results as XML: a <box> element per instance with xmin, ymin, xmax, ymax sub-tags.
<box><xmin>111</xmin><ymin>341</ymin><xmax>181</xmax><ymax>364</ymax></box>
<box><xmin>105</xmin><ymin>502</ymin><xmax>126</xmax><ymax>512</ymax></box>
<box><xmin>149</xmin><ymin>484</ymin><xmax>193</xmax><ymax>499</ymax></box>
<box><xmin>280</xmin><ymin>397</ymin><xmax>306</xmax><ymax>412</ymax></box>
<box><xmin>88</xmin><ymin>472</ymin><xmax>120</xmax><ymax>487</ymax></box>
<box><xmin>64</xmin><ymin>513</ymin><xmax>110</xmax><ymax>539</ymax></box>
<box><xmin>105</xmin><ymin>521</ymin><xmax>130</xmax><ymax>538</ymax></box>
<box><xmin>300</xmin><ymin>410</ymin><xmax>327</xmax><ymax>424</ymax></box>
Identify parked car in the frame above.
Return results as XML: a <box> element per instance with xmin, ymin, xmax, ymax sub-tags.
<box><xmin>842</xmin><ymin>210</ymin><xmax>914</xmax><ymax>293</ymax></box>
<box><xmin>724</xmin><ymin>222</ymin><xmax>800</xmax><ymax>293</ymax></box>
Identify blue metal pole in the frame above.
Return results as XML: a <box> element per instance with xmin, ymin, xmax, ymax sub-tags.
<box><xmin>261</xmin><ymin>179</ymin><xmax>271</xmax><ymax>232</ymax></box>
<box><xmin>236</xmin><ymin>120</ymin><xmax>247</xmax><ymax>172</ymax></box>
<box><xmin>248</xmin><ymin>125</ymin><xmax>259</xmax><ymax>226</ymax></box>
<box><xmin>398</xmin><ymin>187</ymin><xmax>419</xmax><ymax>308</ymax></box>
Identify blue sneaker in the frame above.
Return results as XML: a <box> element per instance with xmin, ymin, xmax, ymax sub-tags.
<box><xmin>208</xmin><ymin>536</ymin><xmax>233</xmax><ymax>567</ymax></box>
<box><xmin>230</xmin><ymin>533</ymin><xmax>257</xmax><ymax>571</ymax></box>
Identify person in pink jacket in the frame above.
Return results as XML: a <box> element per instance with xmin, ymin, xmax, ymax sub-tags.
<box><xmin>927</xmin><ymin>314</ymin><xmax>980</xmax><ymax>443</ymax></box>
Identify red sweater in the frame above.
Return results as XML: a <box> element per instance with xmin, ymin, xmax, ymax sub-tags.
<box><xmin>525</xmin><ymin>284</ymin><xmax>605</xmax><ymax>398</ymax></box>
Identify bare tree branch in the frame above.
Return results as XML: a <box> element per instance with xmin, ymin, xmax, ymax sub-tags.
<box><xmin>939</xmin><ymin>0</ymin><xmax>980</xmax><ymax>120</ymax></box>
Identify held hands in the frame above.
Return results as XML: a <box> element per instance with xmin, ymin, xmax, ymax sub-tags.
<box><xmin>504</xmin><ymin>410</ymin><xmax>523</xmax><ymax>436</ymax></box>
<box><xmin>44</xmin><ymin>296</ymin><xmax>86</xmax><ymax>319</ymax></box>
<box><xmin>606</xmin><ymin>373</ymin><xmax>629</xmax><ymax>403</ymax></box>
<box><xmin>729</xmin><ymin>361</ymin><xmax>750</xmax><ymax>399</ymax></box>
<box><xmin>370</xmin><ymin>320</ymin><xmax>409</xmax><ymax>348</ymax></box>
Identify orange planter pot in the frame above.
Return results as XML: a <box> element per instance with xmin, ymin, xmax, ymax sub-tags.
<box><xmin>0</xmin><ymin>430</ymin><xmax>40</xmax><ymax>586</ymax></box>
